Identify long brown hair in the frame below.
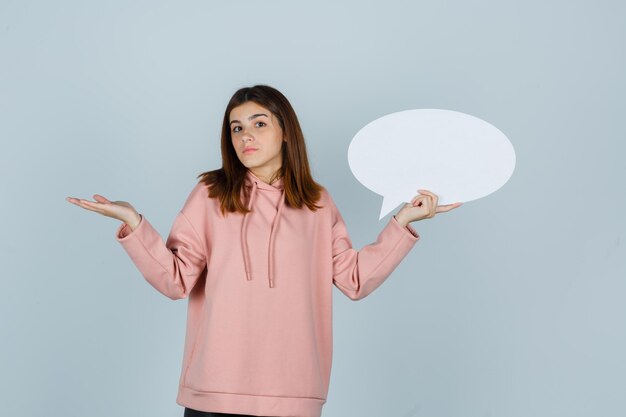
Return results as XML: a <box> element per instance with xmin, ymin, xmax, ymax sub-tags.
<box><xmin>197</xmin><ymin>84</ymin><xmax>324</xmax><ymax>216</ymax></box>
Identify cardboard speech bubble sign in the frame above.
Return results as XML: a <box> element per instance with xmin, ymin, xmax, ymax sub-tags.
<box><xmin>348</xmin><ymin>109</ymin><xmax>516</xmax><ymax>219</ymax></box>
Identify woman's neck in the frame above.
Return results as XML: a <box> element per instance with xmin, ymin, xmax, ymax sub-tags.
<box><xmin>249</xmin><ymin>168</ymin><xmax>281</xmax><ymax>185</ymax></box>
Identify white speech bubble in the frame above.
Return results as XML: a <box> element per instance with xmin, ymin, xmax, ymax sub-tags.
<box><xmin>348</xmin><ymin>109</ymin><xmax>516</xmax><ymax>219</ymax></box>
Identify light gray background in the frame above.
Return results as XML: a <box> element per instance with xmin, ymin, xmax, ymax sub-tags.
<box><xmin>1</xmin><ymin>1</ymin><xmax>624</xmax><ymax>416</ymax></box>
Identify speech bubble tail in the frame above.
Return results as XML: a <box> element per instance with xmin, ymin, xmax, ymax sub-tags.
<box><xmin>379</xmin><ymin>196</ymin><xmax>402</xmax><ymax>220</ymax></box>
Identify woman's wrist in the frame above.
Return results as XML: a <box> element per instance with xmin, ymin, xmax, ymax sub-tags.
<box><xmin>125</xmin><ymin>212</ymin><xmax>141</xmax><ymax>231</ymax></box>
<box><xmin>394</xmin><ymin>213</ymin><xmax>409</xmax><ymax>228</ymax></box>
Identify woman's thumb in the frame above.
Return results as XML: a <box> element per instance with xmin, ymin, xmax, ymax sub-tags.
<box><xmin>93</xmin><ymin>194</ymin><xmax>111</xmax><ymax>204</ymax></box>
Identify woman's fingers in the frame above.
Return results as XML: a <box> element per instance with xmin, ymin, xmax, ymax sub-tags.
<box><xmin>418</xmin><ymin>189</ymin><xmax>438</xmax><ymax>208</ymax></box>
<box><xmin>67</xmin><ymin>196</ymin><xmax>106</xmax><ymax>214</ymax></box>
<box><xmin>79</xmin><ymin>198</ymin><xmax>104</xmax><ymax>213</ymax></box>
<box><xmin>416</xmin><ymin>189</ymin><xmax>437</xmax><ymax>218</ymax></box>
<box><xmin>67</xmin><ymin>195</ymin><xmax>137</xmax><ymax>224</ymax></box>
<box><xmin>402</xmin><ymin>189</ymin><xmax>462</xmax><ymax>222</ymax></box>
<box><xmin>410</xmin><ymin>195</ymin><xmax>430</xmax><ymax>214</ymax></box>
<box><xmin>410</xmin><ymin>194</ymin><xmax>424</xmax><ymax>206</ymax></box>
<box><xmin>435</xmin><ymin>202</ymin><xmax>463</xmax><ymax>213</ymax></box>
<box><xmin>66</xmin><ymin>196</ymin><xmax>85</xmax><ymax>207</ymax></box>
<box><xmin>399</xmin><ymin>189</ymin><xmax>463</xmax><ymax>223</ymax></box>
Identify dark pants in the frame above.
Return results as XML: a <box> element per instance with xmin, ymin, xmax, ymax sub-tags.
<box><xmin>184</xmin><ymin>408</ymin><xmax>265</xmax><ymax>417</ymax></box>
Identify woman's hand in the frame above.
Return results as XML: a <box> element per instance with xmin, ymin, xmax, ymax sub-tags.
<box><xmin>66</xmin><ymin>194</ymin><xmax>141</xmax><ymax>230</ymax></box>
<box><xmin>394</xmin><ymin>189</ymin><xmax>462</xmax><ymax>227</ymax></box>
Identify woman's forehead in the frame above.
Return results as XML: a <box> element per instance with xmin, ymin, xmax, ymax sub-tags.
<box><xmin>230</xmin><ymin>102</ymin><xmax>272</xmax><ymax>120</ymax></box>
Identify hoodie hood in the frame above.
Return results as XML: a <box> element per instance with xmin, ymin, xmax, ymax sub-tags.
<box><xmin>241</xmin><ymin>169</ymin><xmax>285</xmax><ymax>288</ymax></box>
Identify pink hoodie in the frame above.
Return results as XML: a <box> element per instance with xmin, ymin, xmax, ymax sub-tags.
<box><xmin>115</xmin><ymin>169</ymin><xmax>420</xmax><ymax>417</ymax></box>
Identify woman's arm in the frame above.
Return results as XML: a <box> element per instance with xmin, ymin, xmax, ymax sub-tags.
<box><xmin>116</xmin><ymin>210</ymin><xmax>207</xmax><ymax>300</ymax></box>
<box><xmin>330</xmin><ymin>199</ymin><xmax>419</xmax><ymax>301</ymax></box>
<box><xmin>67</xmin><ymin>185</ymin><xmax>208</xmax><ymax>300</ymax></box>
<box><xmin>330</xmin><ymin>188</ymin><xmax>461</xmax><ymax>300</ymax></box>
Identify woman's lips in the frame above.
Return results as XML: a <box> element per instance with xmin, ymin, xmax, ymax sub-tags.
<box><xmin>243</xmin><ymin>148</ymin><xmax>258</xmax><ymax>154</ymax></box>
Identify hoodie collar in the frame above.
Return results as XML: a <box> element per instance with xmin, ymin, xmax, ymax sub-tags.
<box><xmin>245</xmin><ymin>169</ymin><xmax>284</xmax><ymax>191</ymax></box>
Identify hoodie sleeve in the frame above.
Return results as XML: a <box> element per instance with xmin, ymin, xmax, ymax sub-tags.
<box><xmin>115</xmin><ymin>209</ymin><xmax>207</xmax><ymax>300</ymax></box>
<box><xmin>330</xmin><ymin>197</ymin><xmax>420</xmax><ymax>300</ymax></box>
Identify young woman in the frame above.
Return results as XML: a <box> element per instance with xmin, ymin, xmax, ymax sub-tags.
<box><xmin>66</xmin><ymin>84</ymin><xmax>461</xmax><ymax>417</ymax></box>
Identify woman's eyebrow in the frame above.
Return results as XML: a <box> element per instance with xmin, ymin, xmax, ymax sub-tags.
<box><xmin>230</xmin><ymin>113</ymin><xmax>268</xmax><ymax>125</ymax></box>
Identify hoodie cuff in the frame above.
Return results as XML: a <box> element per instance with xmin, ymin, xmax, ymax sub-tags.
<box><xmin>392</xmin><ymin>215</ymin><xmax>420</xmax><ymax>239</ymax></box>
<box><xmin>116</xmin><ymin>214</ymin><xmax>144</xmax><ymax>240</ymax></box>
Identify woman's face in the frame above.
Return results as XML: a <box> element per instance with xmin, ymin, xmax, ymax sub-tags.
<box><xmin>229</xmin><ymin>101</ymin><xmax>285</xmax><ymax>180</ymax></box>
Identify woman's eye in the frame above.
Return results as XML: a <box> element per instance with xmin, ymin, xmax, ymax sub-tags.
<box><xmin>232</xmin><ymin>122</ymin><xmax>264</xmax><ymax>133</ymax></box>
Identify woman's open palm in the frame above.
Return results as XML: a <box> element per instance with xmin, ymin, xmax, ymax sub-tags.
<box><xmin>66</xmin><ymin>194</ymin><xmax>139</xmax><ymax>225</ymax></box>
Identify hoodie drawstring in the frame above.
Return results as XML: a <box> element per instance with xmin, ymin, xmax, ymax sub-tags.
<box><xmin>267</xmin><ymin>192</ymin><xmax>285</xmax><ymax>288</ymax></box>
<box><xmin>241</xmin><ymin>181</ymin><xmax>258</xmax><ymax>283</ymax></box>
<box><xmin>241</xmin><ymin>179</ymin><xmax>285</xmax><ymax>288</ymax></box>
